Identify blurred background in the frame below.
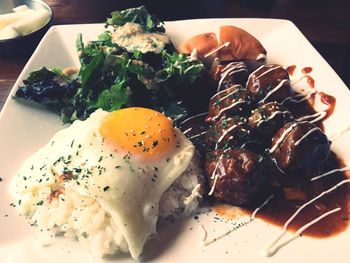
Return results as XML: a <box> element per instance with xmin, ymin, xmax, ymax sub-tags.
<box><xmin>1</xmin><ymin>0</ymin><xmax>349</xmax><ymax>108</ymax></box>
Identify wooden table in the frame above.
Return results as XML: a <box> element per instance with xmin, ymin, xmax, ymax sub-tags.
<box><xmin>1</xmin><ymin>0</ymin><xmax>349</xmax><ymax>110</ymax></box>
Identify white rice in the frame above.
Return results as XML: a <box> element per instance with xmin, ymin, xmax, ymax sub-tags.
<box><xmin>15</xmin><ymin>153</ymin><xmax>204</xmax><ymax>258</ymax></box>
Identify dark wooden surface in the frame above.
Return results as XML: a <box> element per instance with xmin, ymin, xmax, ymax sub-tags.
<box><xmin>1</xmin><ymin>0</ymin><xmax>350</xmax><ymax>110</ymax></box>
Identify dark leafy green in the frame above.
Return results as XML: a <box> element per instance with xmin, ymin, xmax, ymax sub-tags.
<box><xmin>15</xmin><ymin>67</ymin><xmax>79</xmax><ymax>119</ymax></box>
<box><xmin>106</xmin><ymin>6</ymin><xmax>165</xmax><ymax>33</ymax></box>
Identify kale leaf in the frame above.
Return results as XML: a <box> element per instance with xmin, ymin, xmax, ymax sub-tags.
<box><xmin>15</xmin><ymin>67</ymin><xmax>79</xmax><ymax>119</ymax></box>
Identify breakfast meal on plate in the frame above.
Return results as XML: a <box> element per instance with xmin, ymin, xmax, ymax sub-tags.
<box><xmin>0</xmin><ymin>5</ymin><xmax>51</xmax><ymax>40</ymax></box>
<box><xmin>11</xmin><ymin>5</ymin><xmax>350</xmax><ymax>261</ymax></box>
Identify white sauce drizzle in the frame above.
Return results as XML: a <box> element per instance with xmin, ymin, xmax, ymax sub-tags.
<box><xmin>290</xmin><ymin>75</ymin><xmax>307</xmax><ymax>86</ymax></box>
<box><xmin>222</xmin><ymin>62</ymin><xmax>245</xmax><ymax>72</ymax></box>
<box><xmin>212</xmin><ymin>100</ymin><xmax>246</xmax><ymax>121</ymax></box>
<box><xmin>228</xmin><ymin>68</ymin><xmax>247</xmax><ymax>76</ymax></box>
<box><xmin>296</xmin><ymin>111</ymin><xmax>327</xmax><ymax>123</ymax></box>
<box><xmin>251</xmin><ymin>194</ymin><xmax>274</xmax><ymax>219</ymax></box>
<box><xmin>210</xmin><ymin>84</ymin><xmax>241</xmax><ymax>100</ymax></box>
<box><xmin>258</xmin><ymin>79</ymin><xmax>289</xmax><ymax>104</ymax></box>
<box><xmin>204</xmin><ymin>41</ymin><xmax>230</xmax><ymax>58</ymax></box>
<box><xmin>294</xmin><ymin>127</ymin><xmax>322</xmax><ymax>146</ymax></box>
<box><xmin>208</xmin><ymin>158</ymin><xmax>222</xmax><ymax>196</ymax></box>
<box><xmin>281</xmin><ymin>89</ymin><xmax>317</xmax><ymax>105</ymax></box>
<box><xmin>256</xmin><ymin>53</ymin><xmax>266</xmax><ymax>61</ymax></box>
<box><xmin>269</xmin><ymin>123</ymin><xmax>298</xmax><ymax>153</ymax></box>
<box><xmin>256</xmin><ymin>65</ymin><xmax>282</xmax><ymax>80</ymax></box>
<box><xmin>189</xmin><ymin>131</ymin><xmax>207</xmax><ymax>140</ymax></box>
<box><xmin>182</xmin><ymin>127</ymin><xmax>192</xmax><ymax>135</ymax></box>
<box><xmin>310</xmin><ymin>167</ymin><xmax>350</xmax><ymax>181</ymax></box>
<box><xmin>215</xmin><ymin>124</ymin><xmax>238</xmax><ymax>150</ymax></box>
<box><xmin>179</xmin><ymin>112</ymin><xmax>208</xmax><ymax>125</ymax></box>
<box><xmin>247</xmin><ymin>64</ymin><xmax>266</xmax><ymax>80</ymax></box>
<box><xmin>201</xmin><ymin>195</ymin><xmax>274</xmax><ymax>246</ymax></box>
<box><xmin>217</xmin><ymin>65</ymin><xmax>243</xmax><ymax>92</ymax></box>
<box><xmin>219</xmin><ymin>88</ymin><xmax>240</xmax><ymax>101</ymax></box>
<box><xmin>184</xmin><ymin>65</ymin><xmax>196</xmax><ymax>74</ymax></box>
<box><xmin>256</xmin><ymin>111</ymin><xmax>290</xmax><ymax>128</ymax></box>
<box><xmin>262</xmin><ymin>207</ymin><xmax>341</xmax><ymax>257</ymax></box>
<box><xmin>189</xmin><ymin>48</ymin><xmax>198</xmax><ymax>61</ymax></box>
<box><xmin>208</xmin><ymin>149</ymin><xmax>232</xmax><ymax>196</ymax></box>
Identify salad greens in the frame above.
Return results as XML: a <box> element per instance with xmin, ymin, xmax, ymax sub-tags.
<box><xmin>105</xmin><ymin>5</ymin><xmax>165</xmax><ymax>33</ymax></box>
<box><xmin>15</xmin><ymin>6</ymin><xmax>210</xmax><ymax>124</ymax></box>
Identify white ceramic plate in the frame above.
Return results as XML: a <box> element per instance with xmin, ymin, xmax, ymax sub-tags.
<box><xmin>1</xmin><ymin>19</ymin><xmax>350</xmax><ymax>263</ymax></box>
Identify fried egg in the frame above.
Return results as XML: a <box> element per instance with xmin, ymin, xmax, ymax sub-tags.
<box><xmin>11</xmin><ymin>108</ymin><xmax>195</xmax><ymax>259</ymax></box>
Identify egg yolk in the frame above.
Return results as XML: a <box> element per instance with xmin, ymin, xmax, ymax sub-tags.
<box><xmin>99</xmin><ymin>108</ymin><xmax>176</xmax><ymax>160</ymax></box>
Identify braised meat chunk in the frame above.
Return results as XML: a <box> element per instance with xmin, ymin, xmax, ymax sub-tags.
<box><xmin>205</xmin><ymin>149</ymin><xmax>267</xmax><ymax>205</ymax></box>
<box><xmin>270</xmin><ymin>121</ymin><xmax>330</xmax><ymax>174</ymax></box>
<box><xmin>205</xmin><ymin>116</ymin><xmax>257</xmax><ymax>151</ymax></box>
<box><xmin>246</xmin><ymin>64</ymin><xmax>293</xmax><ymax>104</ymax></box>
<box><xmin>248</xmin><ymin>102</ymin><xmax>294</xmax><ymax>140</ymax></box>
<box><xmin>211</xmin><ymin>62</ymin><xmax>249</xmax><ymax>90</ymax></box>
<box><xmin>206</xmin><ymin>85</ymin><xmax>253</xmax><ymax>122</ymax></box>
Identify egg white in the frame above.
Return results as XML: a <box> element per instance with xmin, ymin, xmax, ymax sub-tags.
<box><xmin>11</xmin><ymin>109</ymin><xmax>194</xmax><ymax>259</ymax></box>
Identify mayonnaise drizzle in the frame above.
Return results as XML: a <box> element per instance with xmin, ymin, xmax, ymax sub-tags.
<box><xmin>184</xmin><ymin>65</ymin><xmax>196</xmax><ymax>74</ymax></box>
<box><xmin>296</xmin><ymin>111</ymin><xmax>326</xmax><ymax>123</ymax></box>
<box><xmin>281</xmin><ymin>89</ymin><xmax>317</xmax><ymax>105</ymax></box>
<box><xmin>262</xmin><ymin>207</ymin><xmax>341</xmax><ymax>257</ymax></box>
<box><xmin>179</xmin><ymin>112</ymin><xmax>208</xmax><ymax>125</ymax></box>
<box><xmin>251</xmin><ymin>194</ymin><xmax>274</xmax><ymax>219</ymax></box>
<box><xmin>256</xmin><ymin>65</ymin><xmax>282</xmax><ymax>80</ymax></box>
<box><xmin>290</xmin><ymin>75</ymin><xmax>307</xmax><ymax>86</ymax></box>
<box><xmin>212</xmin><ymin>100</ymin><xmax>246</xmax><ymax>121</ymax></box>
<box><xmin>294</xmin><ymin>127</ymin><xmax>322</xmax><ymax>146</ymax></box>
<box><xmin>215</xmin><ymin>124</ymin><xmax>238</xmax><ymax>150</ymax></box>
<box><xmin>217</xmin><ymin>65</ymin><xmax>246</xmax><ymax>92</ymax></box>
<box><xmin>256</xmin><ymin>111</ymin><xmax>290</xmax><ymax>128</ymax></box>
<box><xmin>310</xmin><ymin>167</ymin><xmax>350</xmax><ymax>181</ymax></box>
<box><xmin>201</xmin><ymin>195</ymin><xmax>274</xmax><ymax>246</ymax></box>
<box><xmin>208</xmin><ymin>149</ymin><xmax>232</xmax><ymax>196</ymax></box>
<box><xmin>210</xmin><ymin>84</ymin><xmax>241</xmax><ymax>100</ymax></box>
<box><xmin>256</xmin><ymin>53</ymin><xmax>267</xmax><ymax>61</ymax></box>
<box><xmin>211</xmin><ymin>86</ymin><xmax>240</xmax><ymax>102</ymax></box>
<box><xmin>248</xmin><ymin>64</ymin><xmax>265</xmax><ymax>79</ymax></box>
<box><xmin>189</xmin><ymin>48</ymin><xmax>198</xmax><ymax>61</ymax></box>
<box><xmin>189</xmin><ymin>131</ymin><xmax>207</xmax><ymax>140</ymax></box>
<box><xmin>269</xmin><ymin>123</ymin><xmax>298</xmax><ymax>153</ymax></box>
<box><xmin>182</xmin><ymin>127</ymin><xmax>192</xmax><ymax>135</ymax></box>
<box><xmin>208</xmin><ymin>158</ymin><xmax>222</xmax><ymax>196</ymax></box>
<box><xmin>258</xmin><ymin>79</ymin><xmax>289</xmax><ymax>104</ymax></box>
<box><xmin>204</xmin><ymin>41</ymin><xmax>230</xmax><ymax>58</ymax></box>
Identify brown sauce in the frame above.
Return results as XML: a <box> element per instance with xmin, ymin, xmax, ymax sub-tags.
<box><xmin>242</xmin><ymin>153</ymin><xmax>349</xmax><ymax>238</ymax></box>
<box><xmin>302</xmin><ymin>67</ymin><xmax>313</xmax><ymax>74</ymax></box>
<box><xmin>306</xmin><ymin>75</ymin><xmax>315</xmax><ymax>88</ymax></box>
<box><xmin>287</xmin><ymin>65</ymin><xmax>296</xmax><ymax>76</ymax></box>
<box><xmin>319</xmin><ymin>92</ymin><xmax>336</xmax><ymax>119</ymax></box>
